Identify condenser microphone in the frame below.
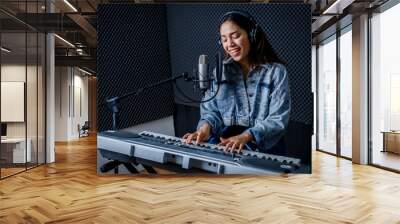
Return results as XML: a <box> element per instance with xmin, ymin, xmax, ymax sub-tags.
<box><xmin>198</xmin><ymin>54</ymin><xmax>209</xmax><ymax>91</ymax></box>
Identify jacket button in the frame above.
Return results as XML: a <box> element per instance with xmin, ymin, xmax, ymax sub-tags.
<box><xmin>248</xmin><ymin>93</ymin><xmax>254</xmax><ymax>97</ymax></box>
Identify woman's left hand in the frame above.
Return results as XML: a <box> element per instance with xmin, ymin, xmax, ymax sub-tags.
<box><xmin>219</xmin><ymin>133</ymin><xmax>254</xmax><ymax>153</ymax></box>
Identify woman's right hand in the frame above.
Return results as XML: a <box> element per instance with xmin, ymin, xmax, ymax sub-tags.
<box><xmin>182</xmin><ymin>123</ymin><xmax>211</xmax><ymax>145</ymax></box>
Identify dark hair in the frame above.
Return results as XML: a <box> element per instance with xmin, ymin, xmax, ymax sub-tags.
<box><xmin>219</xmin><ymin>11</ymin><xmax>285</xmax><ymax>66</ymax></box>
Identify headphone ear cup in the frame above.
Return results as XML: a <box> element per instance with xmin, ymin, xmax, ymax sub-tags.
<box><xmin>217</xmin><ymin>35</ymin><xmax>222</xmax><ymax>46</ymax></box>
<box><xmin>249</xmin><ymin>26</ymin><xmax>259</xmax><ymax>44</ymax></box>
<box><xmin>249</xmin><ymin>29</ymin><xmax>255</xmax><ymax>44</ymax></box>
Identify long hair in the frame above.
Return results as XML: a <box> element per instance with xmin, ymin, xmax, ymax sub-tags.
<box><xmin>219</xmin><ymin>11</ymin><xmax>285</xmax><ymax>66</ymax></box>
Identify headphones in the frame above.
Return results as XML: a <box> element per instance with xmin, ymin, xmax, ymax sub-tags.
<box><xmin>218</xmin><ymin>10</ymin><xmax>260</xmax><ymax>45</ymax></box>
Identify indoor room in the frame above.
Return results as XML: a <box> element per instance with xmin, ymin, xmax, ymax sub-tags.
<box><xmin>0</xmin><ymin>0</ymin><xmax>400</xmax><ymax>223</ymax></box>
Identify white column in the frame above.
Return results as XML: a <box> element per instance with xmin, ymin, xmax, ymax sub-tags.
<box><xmin>352</xmin><ymin>14</ymin><xmax>369</xmax><ymax>164</ymax></box>
<box><xmin>46</xmin><ymin>1</ymin><xmax>55</xmax><ymax>163</ymax></box>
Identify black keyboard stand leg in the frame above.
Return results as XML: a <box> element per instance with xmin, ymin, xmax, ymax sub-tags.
<box><xmin>142</xmin><ymin>165</ymin><xmax>157</xmax><ymax>174</ymax></box>
<box><xmin>100</xmin><ymin>160</ymin><xmax>121</xmax><ymax>173</ymax></box>
<box><xmin>123</xmin><ymin>162</ymin><xmax>139</xmax><ymax>174</ymax></box>
<box><xmin>100</xmin><ymin>157</ymin><xmax>155</xmax><ymax>174</ymax></box>
<box><xmin>131</xmin><ymin>159</ymin><xmax>157</xmax><ymax>174</ymax></box>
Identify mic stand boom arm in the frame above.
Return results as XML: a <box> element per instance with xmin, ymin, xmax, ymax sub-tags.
<box><xmin>106</xmin><ymin>72</ymin><xmax>191</xmax><ymax>131</ymax></box>
<box><xmin>106</xmin><ymin>51</ymin><xmax>223</xmax><ymax>131</ymax></box>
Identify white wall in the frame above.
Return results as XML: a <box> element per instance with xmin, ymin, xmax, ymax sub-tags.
<box><xmin>72</xmin><ymin>73</ymin><xmax>89</xmax><ymax>138</ymax></box>
<box><xmin>54</xmin><ymin>67</ymin><xmax>89</xmax><ymax>141</ymax></box>
<box><xmin>1</xmin><ymin>65</ymin><xmax>26</xmax><ymax>129</ymax></box>
<box><xmin>1</xmin><ymin>65</ymin><xmax>26</xmax><ymax>140</ymax></box>
<box><xmin>1</xmin><ymin>65</ymin><xmax>26</xmax><ymax>81</ymax></box>
<box><xmin>1</xmin><ymin>64</ymin><xmax>46</xmax><ymax>164</ymax></box>
<box><xmin>1</xmin><ymin>65</ymin><xmax>41</xmax><ymax>137</ymax></box>
<box><xmin>123</xmin><ymin>116</ymin><xmax>175</xmax><ymax>136</ymax></box>
<box><xmin>55</xmin><ymin>67</ymin><xmax>69</xmax><ymax>141</ymax></box>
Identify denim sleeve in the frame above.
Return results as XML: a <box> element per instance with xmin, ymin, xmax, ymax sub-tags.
<box><xmin>196</xmin><ymin>73</ymin><xmax>223</xmax><ymax>134</ymax></box>
<box><xmin>244</xmin><ymin>65</ymin><xmax>291</xmax><ymax>146</ymax></box>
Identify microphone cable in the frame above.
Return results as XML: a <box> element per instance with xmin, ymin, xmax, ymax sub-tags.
<box><xmin>173</xmin><ymin>78</ymin><xmax>220</xmax><ymax>104</ymax></box>
<box><xmin>173</xmin><ymin>50</ymin><xmax>224</xmax><ymax>104</ymax></box>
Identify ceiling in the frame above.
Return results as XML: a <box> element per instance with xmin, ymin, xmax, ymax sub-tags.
<box><xmin>0</xmin><ymin>0</ymin><xmax>392</xmax><ymax>73</ymax></box>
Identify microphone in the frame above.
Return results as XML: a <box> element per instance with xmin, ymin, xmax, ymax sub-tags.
<box><xmin>198</xmin><ymin>54</ymin><xmax>209</xmax><ymax>91</ymax></box>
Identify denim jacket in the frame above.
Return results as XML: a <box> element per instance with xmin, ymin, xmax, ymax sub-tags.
<box><xmin>197</xmin><ymin>58</ymin><xmax>291</xmax><ymax>151</ymax></box>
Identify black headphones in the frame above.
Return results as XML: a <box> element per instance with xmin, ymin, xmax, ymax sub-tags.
<box><xmin>218</xmin><ymin>10</ymin><xmax>259</xmax><ymax>45</ymax></box>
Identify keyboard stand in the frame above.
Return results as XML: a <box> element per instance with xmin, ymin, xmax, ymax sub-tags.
<box><xmin>99</xmin><ymin>149</ymin><xmax>159</xmax><ymax>174</ymax></box>
<box><xmin>99</xmin><ymin>149</ymin><xmax>213</xmax><ymax>174</ymax></box>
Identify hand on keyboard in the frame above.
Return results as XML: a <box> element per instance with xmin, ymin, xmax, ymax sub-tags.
<box><xmin>182</xmin><ymin>123</ymin><xmax>211</xmax><ymax>145</ymax></box>
<box><xmin>218</xmin><ymin>132</ymin><xmax>254</xmax><ymax>153</ymax></box>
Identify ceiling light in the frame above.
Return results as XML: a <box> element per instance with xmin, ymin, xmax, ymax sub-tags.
<box><xmin>54</xmin><ymin>34</ymin><xmax>75</xmax><ymax>48</ymax></box>
<box><xmin>78</xmin><ymin>67</ymin><xmax>93</xmax><ymax>76</ymax></box>
<box><xmin>322</xmin><ymin>0</ymin><xmax>354</xmax><ymax>15</ymax></box>
<box><xmin>63</xmin><ymin>0</ymin><xmax>78</xmax><ymax>12</ymax></box>
<box><xmin>1</xmin><ymin>47</ymin><xmax>11</xmax><ymax>53</ymax></box>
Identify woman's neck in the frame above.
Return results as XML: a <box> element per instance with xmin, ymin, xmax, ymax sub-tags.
<box><xmin>239</xmin><ymin>60</ymin><xmax>252</xmax><ymax>79</ymax></box>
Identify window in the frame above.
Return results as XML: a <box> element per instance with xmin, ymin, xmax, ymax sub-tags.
<box><xmin>0</xmin><ymin>1</ymin><xmax>47</xmax><ymax>179</ymax></box>
<box><xmin>339</xmin><ymin>27</ymin><xmax>352</xmax><ymax>158</ymax></box>
<box><xmin>371</xmin><ymin>2</ymin><xmax>400</xmax><ymax>171</ymax></box>
<box><xmin>317</xmin><ymin>35</ymin><xmax>337</xmax><ymax>154</ymax></box>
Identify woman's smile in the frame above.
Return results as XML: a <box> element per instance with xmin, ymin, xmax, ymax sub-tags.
<box><xmin>229</xmin><ymin>47</ymin><xmax>241</xmax><ymax>57</ymax></box>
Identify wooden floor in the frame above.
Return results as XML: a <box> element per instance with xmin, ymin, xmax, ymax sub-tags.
<box><xmin>1</xmin><ymin>135</ymin><xmax>400</xmax><ymax>223</ymax></box>
<box><xmin>372</xmin><ymin>150</ymin><xmax>400</xmax><ymax>171</ymax></box>
<box><xmin>0</xmin><ymin>167</ymin><xmax>26</xmax><ymax>178</ymax></box>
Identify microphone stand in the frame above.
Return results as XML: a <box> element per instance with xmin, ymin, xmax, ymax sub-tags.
<box><xmin>101</xmin><ymin>51</ymin><xmax>222</xmax><ymax>174</ymax></box>
<box><xmin>105</xmin><ymin>50</ymin><xmax>222</xmax><ymax>131</ymax></box>
<box><xmin>106</xmin><ymin>72</ymin><xmax>191</xmax><ymax>131</ymax></box>
<box><xmin>102</xmin><ymin>72</ymin><xmax>192</xmax><ymax>175</ymax></box>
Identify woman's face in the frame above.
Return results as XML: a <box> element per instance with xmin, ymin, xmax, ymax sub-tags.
<box><xmin>220</xmin><ymin>20</ymin><xmax>251</xmax><ymax>66</ymax></box>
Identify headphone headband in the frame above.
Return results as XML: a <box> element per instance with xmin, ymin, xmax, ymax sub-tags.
<box><xmin>218</xmin><ymin>10</ymin><xmax>259</xmax><ymax>45</ymax></box>
<box><xmin>220</xmin><ymin>10</ymin><xmax>258</xmax><ymax>27</ymax></box>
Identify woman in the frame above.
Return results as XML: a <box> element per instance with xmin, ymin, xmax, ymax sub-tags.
<box><xmin>183</xmin><ymin>10</ymin><xmax>291</xmax><ymax>154</ymax></box>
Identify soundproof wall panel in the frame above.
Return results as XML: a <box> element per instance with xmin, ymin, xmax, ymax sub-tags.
<box><xmin>97</xmin><ymin>4</ymin><xmax>174</xmax><ymax>132</ymax></box>
<box><xmin>167</xmin><ymin>3</ymin><xmax>312</xmax><ymax>125</ymax></box>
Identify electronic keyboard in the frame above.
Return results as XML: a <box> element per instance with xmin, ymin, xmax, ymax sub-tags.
<box><xmin>97</xmin><ymin>130</ymin><xmax>303</xmax><ymax>174</ymax></box>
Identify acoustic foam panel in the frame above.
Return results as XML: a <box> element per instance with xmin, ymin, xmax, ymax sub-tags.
<box><xmin>167</xmin><ymin>3</ymin><xmax>312</xmax><ymax>125</ymax></box>
<box><xmin>97</xmin><ymin>5</ymin><xmax>174</xmax><ymax>131</ymax></box>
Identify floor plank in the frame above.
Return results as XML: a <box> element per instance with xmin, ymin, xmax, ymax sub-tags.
<box><xmin>0</xmin><ymin>134</ymin><xmax>400</xmax><ymax>223</ymax></box>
